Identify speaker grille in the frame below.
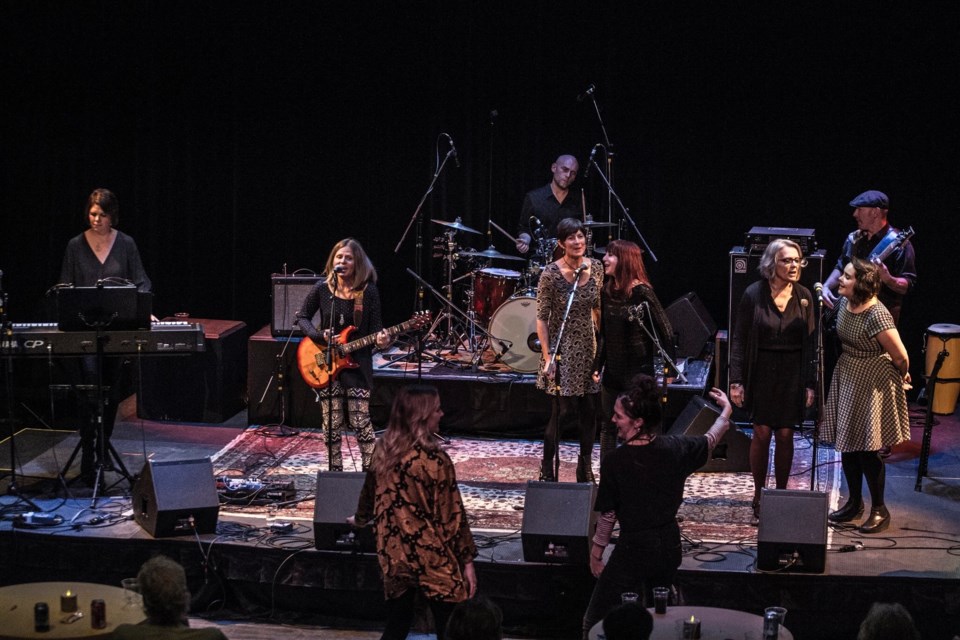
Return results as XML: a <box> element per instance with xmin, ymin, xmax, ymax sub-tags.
<box><xmin>271</xmin><ymin>274</ymin><xmax>322</xmax><ymax>337</ymax></box>
<box><xmin>521</xmin><ymin>481</ymin><xmax>596</xmax><ymax>563</ymax></box>
<box><xmin>313</xmin><ymin>471</ymin><xmax>376</xmax><ymax>552</ymax></box>
<box><xmin>757</xmin><ymin>489</ymin><xmax>827</xmax><ymax>573</ymax></box>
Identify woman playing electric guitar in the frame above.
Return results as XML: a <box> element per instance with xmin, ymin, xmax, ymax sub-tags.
<box><xmin>295</xmin><ymin>238</ymin><xmax>392</xmax><ymax>471</ymax></box>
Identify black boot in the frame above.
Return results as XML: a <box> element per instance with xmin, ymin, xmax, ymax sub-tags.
<box><xmin>859</xmin><ymin>505</ymin><xmax>890</xmax><ymax>534</ymax></box>
<box><xmin>828</xmin><ymin>497</ymin><xmax>864</xmax><ymax>523</ymax></box>
<box><xmin>539</xmin><ymin>460</ymin><xmax>556</xmax><ymax>482</ymax></box>
<box><xmin>576</xmin><ymin>455</ymin><xmax>595</xmax><ymax>484</ymax></box>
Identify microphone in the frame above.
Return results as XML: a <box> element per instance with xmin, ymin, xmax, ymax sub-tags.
<box><xmin>583</xmin><ymin>145</ymin><xmax>599</xmax><ymax>179</ymax></box>
<box><xmin>627</xmin><ymin>304</ymin><xmax>645</xmax><ymax>322</ymax></box>
<box><xmin>574</xmin><ymin>263</ymin><xmax>589</xmax><ymax>276</ymax></box>
<box><xmin>446</xmin><ymin>135</ymin><xmax>461</xmax><ymax>168</ymax></box>
<box><xmin>813</xmin><ymin>282</ymin><xmax>824</xmax><ymax>302</ymax></box>
<box><xmin>333</xmin><ymin>265</ymin><xmax>345</xmax><ymax>274</ymax></box>
<box><xmin>529</xmin><ymin>216</ymin><xmax>541</xmax><ymax>228</ymax></box>
<box><xmin>577</xmin><ymin>83</ymin><xmax>596</xmax><ymax>102</ymax></box>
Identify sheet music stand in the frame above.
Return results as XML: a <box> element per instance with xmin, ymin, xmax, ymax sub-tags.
<box><xmin>57</xmin><ymin>285</ymin><xmax>142</xmax><ymax>505</ymax></box>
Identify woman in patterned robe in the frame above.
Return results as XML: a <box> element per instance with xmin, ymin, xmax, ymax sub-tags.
<box><xmin>352</xmin><ymin>385</ymin><xmax>477</xmax><ymax>640</ymax></box>
<box><xmin>535</xmin><ymin>217</ymin><xmax>602</xmax><ymax>483</ymax></box>
<box><xmin>820</xmin><ymin>258</ymin><xmax>911</xmax><ymax>534</ymax></box>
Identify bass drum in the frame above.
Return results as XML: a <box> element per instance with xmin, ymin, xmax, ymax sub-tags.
<box><xmin>488</xmin><ymin>295</ymin><xmax>540</xmax><ymax>373</ymax></box>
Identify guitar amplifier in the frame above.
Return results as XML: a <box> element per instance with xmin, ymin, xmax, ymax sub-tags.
<box><xmin>744</xmin><ymin>227</ymin><xmax>817</xmax><ymax>255</ymax></box>
<box><xmin>271</xmin><ymin>273</ymin><xmax>323</xmax><ymax>337</ymax></box>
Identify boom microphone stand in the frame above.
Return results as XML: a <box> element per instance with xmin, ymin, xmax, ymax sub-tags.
<box><xmin>0</xmin><ymin>270</ymin><xmax>42</xmax><ymax>511</ymax></box>
<box><xmin>585</xmin><ymin>152</ymin><xmax>658</xmax><ymax>263</ymax></box>
<box><xmin>811</xmin><ymin>289</ymin><xmax>826</xmax><ymax>489</ymax></box>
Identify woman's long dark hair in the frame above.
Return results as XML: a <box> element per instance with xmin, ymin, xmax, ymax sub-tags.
<box><xmin>372</xmin><ymin>384</ymin><xmax>441</xmax><ymax>476</ymax></box>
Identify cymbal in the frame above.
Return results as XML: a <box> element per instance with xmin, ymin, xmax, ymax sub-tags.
<box><xmin>583</xmin><ymin>220</ymin><xmax>617</xmax><ymax>228</ymax></box>
<box><xmin>460</xmin><ymin>246</ymin><xmax>525</xmax><ymax>262</ymax></box>
<box><xmin>431</xmin><ymin>218</ymin><xmax>481</xmax><ymax>234</ymax></box>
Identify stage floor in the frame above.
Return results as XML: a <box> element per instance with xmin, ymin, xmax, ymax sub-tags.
<box><xmin>2</xmin><ymin>397</ymin><xmax>959</xmax><ymax>639</ymax></box>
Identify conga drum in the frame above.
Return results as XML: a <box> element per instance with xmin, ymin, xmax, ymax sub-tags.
<box><xmin>925</xmin><ymin>323</ymin><xmax>960</xmax><ymax>415</ymax></box>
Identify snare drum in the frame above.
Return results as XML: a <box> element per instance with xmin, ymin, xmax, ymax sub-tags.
<box><xmin>473</xmin><ymin>268</ymin><xmax>520</xmax><ymax>324</ymax></box>
<box><xmin>925</xmin><ymin>323</ymin><xmax>960</xmax><ymax>415</ymax></box>
<box><xmin>488</xmin><ymin>295</ymin><xmax>540</xmax><ymax>373</ymax></box>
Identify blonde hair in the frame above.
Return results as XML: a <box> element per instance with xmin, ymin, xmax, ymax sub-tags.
<box><xmin>324</xmin><ymin>238</ymin><xmax>377</xmax><ymax>290</ymax></box>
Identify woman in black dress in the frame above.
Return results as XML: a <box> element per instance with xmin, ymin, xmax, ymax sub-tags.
<box><xmin>730</xmin><ymin>239</ymin><xmax>815</xmax><ymax>519</ymax></box>
<box><xmin>592</xmin><ymin>239</ymin><xmax>673</xmax><ymax>462</ymax></box>
<box><xmin>296</xmin><ymin>238</ymin><xmax>390</xmax><ymax>471</ymax></box>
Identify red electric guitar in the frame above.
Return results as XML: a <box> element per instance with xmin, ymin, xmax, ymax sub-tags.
<box><xmin>297</xmin><ymin>311</ymin><xmax>431</xmax><ymax>389</ymax></box>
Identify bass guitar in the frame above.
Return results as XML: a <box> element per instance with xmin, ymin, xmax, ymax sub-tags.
<box><xmin>297</xmin><ymin>311</ymin><xmax>431</xmax><ymax>389</ymax></box>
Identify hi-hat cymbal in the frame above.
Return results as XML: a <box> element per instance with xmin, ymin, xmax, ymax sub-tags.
<box><xmin>431</xmin><ymin>218</ymin><xmax>481</xmax><ymax>234</ymax></box>
<box><xmin>460</xmin><ymin>246</ymin><xmax>525</xmax><ymax>261</ymax></box>
<box><xmin>583</xmin><ymin>219</ymin><xmax>617</xmax><ymax>228</ymax></box>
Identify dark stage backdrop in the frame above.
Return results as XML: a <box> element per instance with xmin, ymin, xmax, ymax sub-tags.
<box><xmin>2</xmin><ymin>2</ymin><xmax>958</xmax><ymax>390</ymax></box>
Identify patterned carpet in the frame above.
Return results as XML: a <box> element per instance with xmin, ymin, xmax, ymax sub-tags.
<box><xmin>212</xmin><ymin>428</ymin><xmax>840</xmax><ymax>543</ymax></box>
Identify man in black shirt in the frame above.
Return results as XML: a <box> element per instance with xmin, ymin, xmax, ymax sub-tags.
<box><xmin>515</xmin><ymin>154</ymin><xmax>582</xmax><ymax>256</ymax></box>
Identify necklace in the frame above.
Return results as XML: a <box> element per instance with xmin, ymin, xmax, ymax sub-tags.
<box><xmin>563</xmin><ymin>257</ymin><xmax>584</xmax><ymax>272</ymax></box>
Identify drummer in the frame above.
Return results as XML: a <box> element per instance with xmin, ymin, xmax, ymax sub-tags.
<box><xmin>515</xmin><ymin>154</ymin><xmax>582</xmax><ymax>257</ymax></box>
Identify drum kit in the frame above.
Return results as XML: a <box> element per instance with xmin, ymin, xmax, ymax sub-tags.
<box><xmin>424</xmin><ymin>216</ymin><xmax>616</xmax><ymax>372</ymax></box>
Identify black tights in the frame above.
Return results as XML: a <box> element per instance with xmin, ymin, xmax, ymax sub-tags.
<box><xmin>542</xmin><ymin>394</ymin><xmax>597</xmax><ymax>475</ymax></box>
<box><xmin>381</xmin><ymin>589</ymin><xmax>456</xmax><ymax>640</ymax></box>
<box><xmin>840</xmin><ymin>450</ymin><xmax>886</xmax><ymax>508</ymax></box>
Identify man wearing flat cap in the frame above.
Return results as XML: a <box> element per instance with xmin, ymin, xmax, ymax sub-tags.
<box><xmin>821</xmin><ymin>189</ymin><xmax>917</xmax><ymax>326</ymax></box>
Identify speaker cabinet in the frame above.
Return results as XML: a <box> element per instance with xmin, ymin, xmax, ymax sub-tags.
<box><xmin>521</xmin><ymin>481</ymin><xmax>597</xmax><ymax>564</ymax></box>
<box><xmin>667</xmin><ymin>396</ymin><xmax>750</xmax><ymax>472</ymax></box>
<box><xmin>272</xmin><ymin>274</ymin><xmax>323</xmax><ymax>337</ymax></box>
<box><xmin>757</xmin><ymin>489</ymin><xmax>827</xmax><ymax>573</ymax></box>
<box><xmin>247</xmin><ymin>325</ymin><xmax>324</xmax><ymax>428</ymax></box>
<box><xmin>313</xmin><ymin>471</ymin><xmax>376</xmax><ymax>552</ymax></box>
<box><xmin>133</xmin><ymin>458</ymin><xmax>219</xmax><ymax>538</ymax></box>
<box><xmin>665</xmin><ymin>292</ymin><xmax>717</xmax><ymax>359</ymax></box>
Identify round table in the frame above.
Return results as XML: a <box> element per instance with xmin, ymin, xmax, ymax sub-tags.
<box><xmin>588</xmin><ymin>605</ymin><xmax>794</xmax><ymax>640</ymax></box>
<box><xmin>0</xmin><ymin>581</ymin><xmax>145</xmax><ymax>639</ymax></box>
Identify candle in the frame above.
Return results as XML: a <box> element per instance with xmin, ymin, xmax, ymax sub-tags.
<box><xmin>682</xmin><ymin>615</ymin><xmax>701</xmax><ymax>639</ymax></box>
<box><xmin>60</xmin><ymin>590</ymin><xmax>78</xmax><ymax>613</ymax></box>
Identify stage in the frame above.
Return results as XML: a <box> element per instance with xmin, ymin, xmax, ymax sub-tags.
<box><xmin>2</xmin><ymin>384</ymin><xmax>959</xmax><ymax>640</ymax></box>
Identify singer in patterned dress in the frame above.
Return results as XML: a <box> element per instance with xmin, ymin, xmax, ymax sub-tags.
<box><xmin>820</xmin><ymin>258</ymin><xmax>911</xmax><ymax>534</ymax></box>
<box><xmin>296</xmin><ymin>238</ymin><xmax>390</xmax><ymax>471</ymax></box>
<box><xmin>592</xmin><ymin>239</ymin><xmax>673</xmax><ymax>462</ymax></box>
<box><xmin>729</xmin><ymin>239</ymin><xmax>815</xmax><ymax>519</ymax></box>
<box><xmin>535</xmin><ymin>217</ymin><xmax>602</xmax><ymax>482</ymax></box>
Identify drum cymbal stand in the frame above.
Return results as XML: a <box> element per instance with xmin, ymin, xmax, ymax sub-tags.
<box><xmin>405</xmin><ymin>268</ymin><xmax>502</xmax><ymax>371</ymax></box>
<box><xmin>425</xmin><ymin>232</ymin><xmax>476</xmax><ymax>355</ymax></box>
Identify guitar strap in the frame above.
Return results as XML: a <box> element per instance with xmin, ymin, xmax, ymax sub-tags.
<box><xmin>353</xmin><ymin>286</ymin><xmax>365</xmax><ymax>327</ymax></box>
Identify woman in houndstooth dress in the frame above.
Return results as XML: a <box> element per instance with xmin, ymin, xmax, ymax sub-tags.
<box><xmin>820</xmin><ymin>258</ymin><xmax>911</xmax><ymax>534</ymax></box>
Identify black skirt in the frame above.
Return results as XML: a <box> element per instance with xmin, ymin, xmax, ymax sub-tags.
<box><xmin>747</xmin><ymin>348</ymin><xmax>805</xmax><ymax>429</ymax></box>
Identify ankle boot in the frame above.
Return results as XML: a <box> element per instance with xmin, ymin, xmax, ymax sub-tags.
<box><xmin>539</xmin><ymin>460</ymin><xmax>556</xmax><ymax>482</ymax></box>
<box><xmin>859</xmin><ymin>505</ymin><xmax>890</xmax><ymax>534</ymax></box>
<box><xmin>576</xmin><ymin>455</ymin><xmax>595</xmax><ymax>484</ymax></box>
<box><xmin>828</xmin><ymin>497</ymin><xmax>864</xmax><ymax>523</ymax></box>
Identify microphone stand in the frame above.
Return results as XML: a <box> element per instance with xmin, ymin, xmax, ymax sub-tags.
<box><xmin>325</xmin><ymin>281</ymin><xmax>338</xmax><ymax>471</ymax></box>
<box><xmin>0</xmin><ymin>271</ymin><xmax>42</xmax><ymax>511</ymax></box>
<box><xmin>394</xmin><ymin>137</ymin><xmax>459</xmax><ymax>313</ymax></box>
<box><xmin>628</xmin><ymin>302</ymin><xmax>687</xmax><ymax>384</ymax></box>
<box><xmin>811</xmin><ymin>293</ymin><xmax>826</xmax><ymax>489</ymax></box>
<box><xmin>545</xmin><ymin>266</ymin><xmax>587</xmax><ymax>479</ymax></box>
<box><xmin>587</xmin><ymin>155</ymin><xmax>658</xmax><ymax>263</ymax></box>
<box><xmin>582</xmin><ymin>86</ymin><xmax>616</xmax><ymax>236</ymax></box>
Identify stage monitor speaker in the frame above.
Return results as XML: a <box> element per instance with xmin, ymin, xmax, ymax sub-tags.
<box><xmin>521</xmin><ymin>481</ymin><xmax>597</xmax><ymax>564</ymax></box>
<box><xmin>271</xmin><ymin>274</ymin><xmax>323</xmax><ymax>337</ymax></box>
<box><xmin>665</xmin><ymin>292</ymin><xmax>717</xmax><ymax>359</ymax></box>
<box><xmin>313</xmin><ymin>471</ymin><xmax>376</xmax><ymax>552</ymax></box>
<box><xmin>133</xmin><ymin>458</ymin><xmax>220</xmax><ymax>538</ymax></box>
<box><xmin>667</xmin><ymin>395</ymin><xmax>750</xmax><ymax>472</ymax></box>
<box><xmin>757</xmin><ymin>489</ymin><xmax>827</xmax><ymax>573</ymax></box>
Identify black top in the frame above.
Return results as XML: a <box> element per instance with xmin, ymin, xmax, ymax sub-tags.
<box><xmin>594</xmin><ymin>284</ymin><xmax>674</xmax><ymax>389</ymax></box>
<box><xmin>517</xmin><ymin>183</ymin><xmax>582</xmax><ymax>239</ymax></box>
<box><xmin>295</xmin><ymin>280</ymin><xmax>384</xmax><ymax>389</ymax></box>
<box><xmin>730</xmin><ymin>279</ymin><xmax>815</xmax><ymax>389</ymax></box>
<box><xmin>835</xmin><ymin>224</ymin><xmax>917</xmax><ymax>319</ymax></box>
<box><xmin>59</xmin><ymin>230</ymin><xmax>152</xmax><ymax>292</ymax></box>
<box><xmin>595</xmin><ymin>436</ymin><xmax>709</xmax><ymax>532</ymax></box>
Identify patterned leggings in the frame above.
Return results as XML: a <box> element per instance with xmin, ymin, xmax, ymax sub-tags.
<box><xmin>319</xmin><ymin>383</ymin><xmax>376</xmax><ymax>471</ymax></box>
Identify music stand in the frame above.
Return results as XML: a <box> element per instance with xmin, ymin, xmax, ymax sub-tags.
<box><xmin>57</xmin><ymin>285</ymin><xmax>140</xmax><ymax>505</ymax></box>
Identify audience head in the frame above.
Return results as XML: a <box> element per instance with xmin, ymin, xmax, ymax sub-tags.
<box><xmin>137</xmin><ymin>555</ymin><xmax>190</xmax><ymax>626</ymax></box>
<box><xmin>444</xmin><ymin>596</ymin><xmax>503</xmax><ymax>640</ymax></box>
<box><xmin>616</xmin><ymin>374</ymin><xmax>663</xmax><ymax>437</ymax></box>
<box><xmin>857</xmin><ymin>602</ymin><xmax>920</xmax><ymax>640</ymax></box>
<box><xmin>602</xmin><ymin>601</ymin><xmax>654</xmax><ymax>640</ymax></box>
